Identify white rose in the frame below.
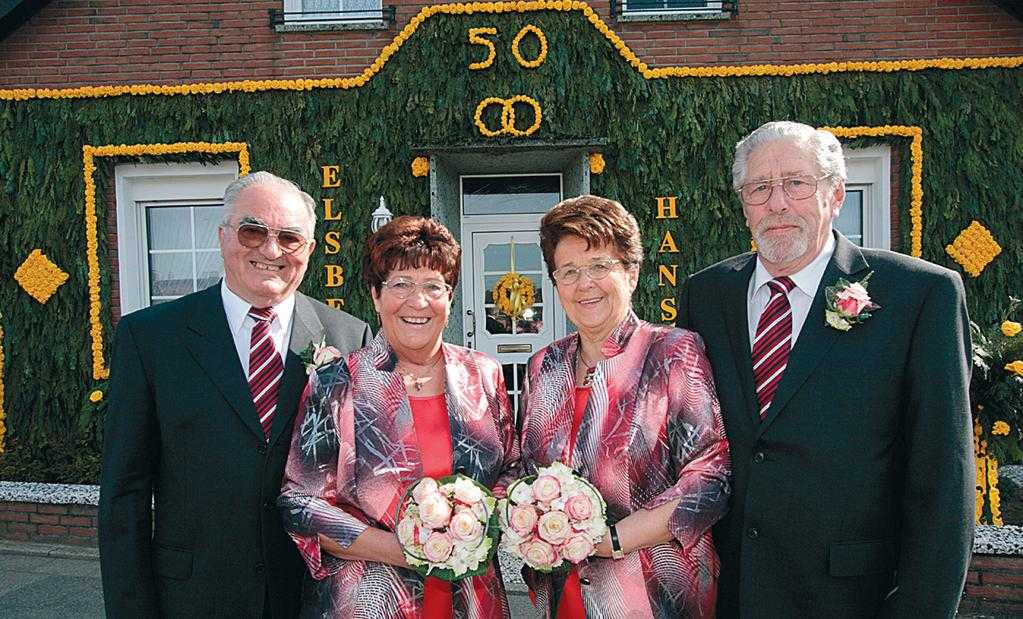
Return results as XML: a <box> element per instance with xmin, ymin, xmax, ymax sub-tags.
<box><xmin>395</xmin><ymin>516</ymin><xmax>417</xmax><ymax>548</ymax></box>
<box><xmin>509</xmin><ymin>480</ymin><xmax>535</xmax><ymax>505</ymax></box>
<box><xmin>561</xmin><ymin>534</ymin><xmax>595</xmax><ymax>563</ymax></box>
<box><xmin>537</xmin><ymin>510</ymin><xmax>571</xmax><ymax>544</ymax></box>
<box><xmin>412</xmin><ymin>478</ymin><xmax>440</xmax><ymax>504</ymax></box>
<box><xmin>452</xmin><ymin>477</ymin><xmax>485</xmax><ymax>505</ymax></box>
<box><xmin>532</xmin><ymin>475</ymin><xmax>561</xmax><ymax>503</ymax></box>
<box><xmin>449</xmin><ymin>510</ymin><xmax>484</xmax><ymax>543</ymax></box>
<box><xmin>418</xmin><ymin>493</ymin><xmax>453</xmax><ymax>529</ymax></box>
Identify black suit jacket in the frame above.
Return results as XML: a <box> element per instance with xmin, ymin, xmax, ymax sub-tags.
<box><xmin>99</xmin><ymin>284</ymin><xmax>372</xmax><ymax>618</ymax></box>
<box><xmin>678</xmin><ymin>233</ymin><xmax>974</xmax><ymax>618</ymax></box>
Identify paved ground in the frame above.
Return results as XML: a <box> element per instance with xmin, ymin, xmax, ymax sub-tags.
<box><xmin>0</xmin><ymin>541</ymin><xmax>532</xmax><ymax>618</ymax></box>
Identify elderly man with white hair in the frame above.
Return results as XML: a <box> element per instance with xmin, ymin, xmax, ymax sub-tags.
<box><xmin>678</xmin><ymin>121</ymin><xmax>974</xmax><ymax>618</ymax></box>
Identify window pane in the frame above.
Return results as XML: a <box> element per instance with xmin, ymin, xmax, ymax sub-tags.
<box><xmin>196</xmin><ymin>250</ymin><xmax>223</xmax><ymax>289</ymax></box>
<box><xmin>836</xmin><ymin>189</ymin><xmax>864</xmax><ymax>246</ymax></box>
<box><xmin>195</xmin><ymin>206</ymin><xmax>223</xmax><ymax>249</ymax></box>
<box><xmin>483</xmin><ymin>242</ymin><xmax>543</xmax><ymax>273</ymax></box>
<box><xmin>149</xmin><ymin>253</ymin><xmax>193</xmax><ymax>297</ymax></box>
<box><xmin>515</xmin><ymin>306</ymin><xmax>543</xmax><ymax>334</ymax></box>
<box><xmin>486</xmin><ymin>306</ymin><xmax>513</xmax><ymax>335</ymax></box>
<box><xmin>463</xmin><ymin>176</ymin><xmax>561</xmax><ymax>215</ymax></box>
<box><xmin>303</xmin><ymin>0</ymin><xmax>341</xmax><ymax>11</ymax></box>
<box><xmin>147</xmin><ymin>207</ymin><xmax>191</xmax><ymax>250</ymax></box>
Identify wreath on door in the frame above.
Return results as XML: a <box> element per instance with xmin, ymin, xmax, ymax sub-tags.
<box><xmin>492</xmin><ymin>238</ymin><xmax>535</xmax><ymax>321</ymax></box>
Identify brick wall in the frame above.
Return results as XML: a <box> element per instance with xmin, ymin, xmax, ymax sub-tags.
<box><xmin>960</xmin><ymin>554</ymin><xmax>1023</xmax><ymax>616</ymax></box>
<box><xmin>0</xmin><ymin>501</ymin><xmax>98</xmax><ymax>546</ymax></box>
<box><xmin>2</xmin><ymin>0</ymin><xmax>1022</xmax><ymax>89</ymax></box>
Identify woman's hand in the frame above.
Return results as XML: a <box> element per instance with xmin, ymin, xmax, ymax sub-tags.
<box><xmin>591</xmin><ymin>498</ymin><xmax>682</xmax><ymax>559</ymax></box>
<box><xmin>319</xmin><ymin>528</ymin><xmax>410</xmax><ymax>568</ymax></box>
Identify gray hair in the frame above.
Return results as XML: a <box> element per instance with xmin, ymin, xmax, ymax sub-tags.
<box><xmin>222</xmin><ymin>171</ymin><xmax>317</xmax><ymax>237</ymax></box>
<box><xmin>732</xmin><ymin>121</ymin><xmax>848</xmax><ymax>191</ymax></box>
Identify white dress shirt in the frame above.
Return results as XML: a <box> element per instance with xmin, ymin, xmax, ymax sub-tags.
<box><xmin>221</xmin><ymin>281</ymin><xmax>296</xmax><ymax>374</ymax></box>
<box><xmin>747</xmin><ymin>232</ymin><xmax>836</xmax><ymax>350</ymax></box>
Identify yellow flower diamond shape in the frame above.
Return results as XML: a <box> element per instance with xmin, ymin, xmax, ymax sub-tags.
<box><xmin>945</xmin><ymin>221</ymin><xmax>1001</xmax><ymax>278</ymax></box>
<box><xmin>14</xmin><ymin>249</ymin><xmax>70</xmax><ymax>304</ymax></box>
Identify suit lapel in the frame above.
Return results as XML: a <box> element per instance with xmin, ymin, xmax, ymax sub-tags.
<box><xmin>756</xmin><ymin>234</ymin><xmax>870</xmax><ymax>436</ymax></box>
<box><xmin>271</xmin><ymin>293</ymin><xmax>324</xmax><ymax>446</ymax></box>
<box><xmin>183</xmin><ymin>285</ymin><xmax>265</xmax><ymax>440</ymax></box>
<box><xmin>721</xmin><ymin>255</ymin><xmax>760</xmax><ymax>426</ymax></box>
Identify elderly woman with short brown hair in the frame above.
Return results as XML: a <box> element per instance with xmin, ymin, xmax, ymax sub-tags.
<box><xmin>279</xmin><ymin>216</ymin><xmax>518</xmax><ymax>618</ymax></box>
<box><xmin>518</xmin><ymin>195</ymin><xmax>731</xmax><ymax>618</ymax></box>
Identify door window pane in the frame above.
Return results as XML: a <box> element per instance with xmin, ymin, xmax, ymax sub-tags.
<box><xmin>463</xmin><ymin>175</ymin><xmax>562</xmax><ymax>215</ymax></box>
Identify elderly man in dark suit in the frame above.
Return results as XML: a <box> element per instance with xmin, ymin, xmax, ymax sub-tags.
<box><xmin>99</xmin><ymin>171</ymin><xmax>372</xmax><ymax>618</ymax></box>
<box><xmin>678</xmin><ymin>121</ymin><xmax>973</xmax><ymax>618</ymax></box>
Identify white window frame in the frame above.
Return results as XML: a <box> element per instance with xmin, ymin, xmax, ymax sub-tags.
<box><xmin>842</xmin><ymin>145</ymin><xmax>891</xmax><ymax>250</ymax></box>
<box><xmin>280</xmin><ymin>0</ymin><xmax>385</xmax><ymax>30</ymax></box>
<box><xmin>620</xmin><ymin>0</ymin><xmax>730</xmax><ymax>22</ymax></box>
<box><xmin>115</xmin><ymin>161</ymin><xmax>238</xmax><ymax>316</ymax></box>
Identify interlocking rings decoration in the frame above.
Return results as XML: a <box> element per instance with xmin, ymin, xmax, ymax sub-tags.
<box><xmin>474</xmin><ymin>95</ymin><xmax>543</xmax><ymax>137</ymax></box>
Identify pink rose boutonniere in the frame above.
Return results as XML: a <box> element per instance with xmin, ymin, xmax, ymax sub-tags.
<box><xmin>300</xmin><ymin>335</ymin><xmax>343</xmax><ymax>374</ymax></box>
<box><xmin>824</xmin><ymin>272</ymin><xmax>880</xmax><ymax>331</ymax></box>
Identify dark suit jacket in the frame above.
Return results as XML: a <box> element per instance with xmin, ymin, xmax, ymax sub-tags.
<box><xmin>99</xmin><ymin>284</ymin><xmax>372</xmax><ymax>618</ymax></box>
<box><xmin>678</xmin><ymin>233</ymin><xmax>974</xmax><ymax>618</ymax></box>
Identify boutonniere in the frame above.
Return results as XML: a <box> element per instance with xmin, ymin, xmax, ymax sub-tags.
<box><xmin>300</xmin><ymin>335</ymin><xmax>343</xmax><ymax>375</ymax></box>
<box><xmin>824</xmin><ymin>272</ymin><xmax>881</xmax><ymax>331</ymax></box>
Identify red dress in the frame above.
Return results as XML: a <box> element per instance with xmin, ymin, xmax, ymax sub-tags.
<box><xmin>410</xmin><ymin>394</ymin><xmax>454</xmax><ymax>619</ymax></box>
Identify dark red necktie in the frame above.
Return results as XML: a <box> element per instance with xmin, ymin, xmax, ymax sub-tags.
<box><xmin>752</xmin><ymin>277</ymin><xmax>795</xmax><ymax>419</ymax></box>
<box><xmin>247</xmin><ymin>306</ymin><xmax>282</xmax><ymax>440</ymax></box>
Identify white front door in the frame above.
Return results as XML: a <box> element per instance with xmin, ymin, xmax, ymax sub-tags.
<box><xmin>463</xmin><ymin>227</ymin><xmax>567</xmax><ymax>416</ymax></box>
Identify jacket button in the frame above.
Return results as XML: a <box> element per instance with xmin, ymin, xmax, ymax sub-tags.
<box><xmin>579</xmin><ymin>577</ymin><xmax>591</xmax><ymax>586</ymax></box>
<box><xmin>747</xmin><ymin>527</ymin><xmax>759</xmax><ymax>539</ymax></box>
<box><xmin>752</xmin><ymin>452</ymin><xmax>765</xmax><ymax>464</ymax></box>
<box><xmin>255</xmin><ymin>563</ymin><xmax>265</xmax><ymax>574</ymax></box>
<box><xmin>256</xmin><ymin>444</ymin><xmax>267</xmax><ymax>455</ymax></box>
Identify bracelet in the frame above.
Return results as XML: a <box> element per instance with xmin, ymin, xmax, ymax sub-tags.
<box><xmin>608</xmin><ymin>523</ymin><xmax>624</xmax><ymax>560</ymax></box>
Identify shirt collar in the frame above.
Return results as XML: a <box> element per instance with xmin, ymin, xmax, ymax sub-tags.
<box><xmin>751</xmin><ymin>230</ymin><xmax>836</xmax><ymax>299</ymax></box>
<box><xmin>220</xmin><ymin>279</ymin><xmax>296</xmax><ymax>336</ymax></box>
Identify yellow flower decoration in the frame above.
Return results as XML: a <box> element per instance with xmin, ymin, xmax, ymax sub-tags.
<box><xmin>411</xmin><ymin>156</ymin><xmax>430</xmax><ymax>177</ymax></box>
<box><xmin>511</xmin><ymin>24</ymin><xmax>548</xmax><ymax>69</ymax></box>
<box><xmin>1005</xmin><ymin>360</ymin><xmax>1023</xmax><ymax>377</ymax></box>
<box><xmin>14</xmin><ymin>249</ymin><xmax>70</xmax><ymax>304</ymax></box>
<box><xmin>992</xmin><ymin>421</ymin><xmax>1010</xmax><ymax>436</ymax></box>
<box><xmin>89</xmin><ymin>390</ymin><xmax>104</xmax><ymax>403</ymax></box>
<box><xmin>493</xmin><ymin>273</ymin><xmax>535</xmax><ymax>320</ymax></box>
<box><xmin>1001</xmin><ymin>320</ymin><xmax>1021</xmax><ymax>337</ymax></box>
<box><xmin>0</xmin><ymin>324</ymin><xmax>5</xmax><ymax>453</ymax></box>
<box><xmin>83</xmin><ymin>141</ymin><xmax>249</xmax><ymax>379</ymax></box>
<box><xmin>945</xmin><ymin>220</ymin><xmax>1001</xmax><ymax>277</ymax></box>
<box><xmin>588</xmin><ymin>153</ymin><xmax>605</xmax><ymax>174</ymax></box>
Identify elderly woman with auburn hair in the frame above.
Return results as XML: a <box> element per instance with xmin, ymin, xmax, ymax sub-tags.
<box><xmin>518</xmin><ymin>195</ymin><xmax>731</xmax><ymax>618</ymax></box>
<box><xmin>279</xmin><ymin>216</ymin><xmax>518</xmax><ymax>618</ymax></box>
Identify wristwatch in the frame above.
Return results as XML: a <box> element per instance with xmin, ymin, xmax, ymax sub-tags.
<box><xmin>608</xmin><ymin>523</ymin><xmax>625</xmax><ymax>560</ymax></box>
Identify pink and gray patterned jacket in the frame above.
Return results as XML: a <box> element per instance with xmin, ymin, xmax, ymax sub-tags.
<box><xmin>279</xmin><ymin>333</ymin><xmax>520</xmax><ymax>619</ymax></box>
<box><xmin>519</xmin><ymin>312</ymin><xmax>731</xmax><ymax>618</ymax></box>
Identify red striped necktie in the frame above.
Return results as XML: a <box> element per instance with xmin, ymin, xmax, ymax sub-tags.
<box><xmin>752</xmin><ymin>277</ymin><xmax>795</xmax><ymax>419</ymax></box>
<box><xmin>248</xmin><ymin>306</ymin><xmax>283</xmax><ymax>440</ymax></box>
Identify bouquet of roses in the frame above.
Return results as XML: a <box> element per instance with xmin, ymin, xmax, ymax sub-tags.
<box><xmin>498</xmin><ymin>461</ymin><xmax>607</xmax><ymax>572</ymax></box>
<box><xmin>394</xmin><ymin>474</ymin><xmax>499</xmax><ymax>580</ymax></box>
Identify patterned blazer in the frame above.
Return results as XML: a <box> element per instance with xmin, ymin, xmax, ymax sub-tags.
<box><xmin>519</xmin><ymin>312</ymin><xmax>731</xmax><ymax>618</ymax></box>
<box><xmin>279</xmin><ymin>334</ymin><xmax>519</xmax><ymax>619</ymax></box>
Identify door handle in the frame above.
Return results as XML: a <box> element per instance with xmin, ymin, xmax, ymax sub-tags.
<box><xmin>465</xmin><ymin>309</ymin><xmax>476</xmax><ymax>344</ymax></box>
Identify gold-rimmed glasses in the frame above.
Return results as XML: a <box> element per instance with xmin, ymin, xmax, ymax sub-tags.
<box><xmin>738</xmin><ymin>174</ymin><xmax>833</xmax><ymax>206</ymax></box>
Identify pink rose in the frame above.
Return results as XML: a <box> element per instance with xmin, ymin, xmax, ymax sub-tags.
<box><xmin>532</xmin><ymin>475</ymin><xmax>561</xmax><ymax>503</ymax></box>
<box><xmin>565</xmin><ymin>494</ymin><xmax>594</xmax><ymax>521</ymax></box>
<box><xmin>395</xmin><ymin>516</ymin><xmax>417</xmax><ymax>548</ymax></box>
<box><xmin>312</xmin><ymin>344</ymin><xmax>343</xmax><ymax>367</ymax></box>
<box><xmin>412</xmin><ymin>478</ymin><xmax>440</xmax><ymax>504</ymax></box>
<box><xmin>418</xmin><ymin>493</ymin><xmax>452</xmax><ymax>529</ymax></box>
<box><xmin>561</xmin><ymin>534</ymin><xmax>595</xmax><ymax>563</ymax></box>
<box><xmin>520</xmin><ymin>540</ymin><xmax>557</xmax><ymax>569</ymax></box>
<box><xmin>422</xmin><ymin>532</ymin><xmax>454</xmax><ymax>563</ymax></box>
<box><xmin>537</xmin><ymin>510</ymin><xmax>571</xmax><ymax>544</ymax></box>
<box><xmin>835</xmin><ymin>283</ymin><xmax>872</xmax><ymax>317</ymax></box>
<box><xmin>449</xmin><ymin>510</ymin><xmax>484</xmax><ymax>543</ymax></box>
<box><xmin>508</xmin><ymin>504</ymin><xmax>539</xmax><ymax>536</ymax></box>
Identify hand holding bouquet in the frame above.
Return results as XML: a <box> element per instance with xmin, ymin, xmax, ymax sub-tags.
<box><xmin>498</xmin><ymin>461</ymin><xmax>607</xmax><ymax>572</ymax></box>
<box><xmin>394</xmin><ymin>474</ymin><xmax>499</xmax><ymax>580</ymax></box>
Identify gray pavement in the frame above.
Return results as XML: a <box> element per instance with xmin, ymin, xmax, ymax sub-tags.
<box><xmin>0</xmin><ymin>541</ymin><xmax>533</xmax><ymax>618</ymax></box>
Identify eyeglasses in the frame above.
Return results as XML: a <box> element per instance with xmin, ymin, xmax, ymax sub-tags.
<box><xmin>551</xmin><ymin>259</ymin><xmax>629</xmax><ymax>286</ymax></box>
<box><xmin>381</xmin><ymin>278</ymin><xmax>452</xmax><ymax>300</ymax></box>
<box><xmin>738</xmin><ymin>174</ymin><xmax>833</xmax><ymax>206</ymax></box>
<box><xmin>226</xmin><ymin>222</ymin><xmax>308</xmax><ymax>254</ymax></box>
